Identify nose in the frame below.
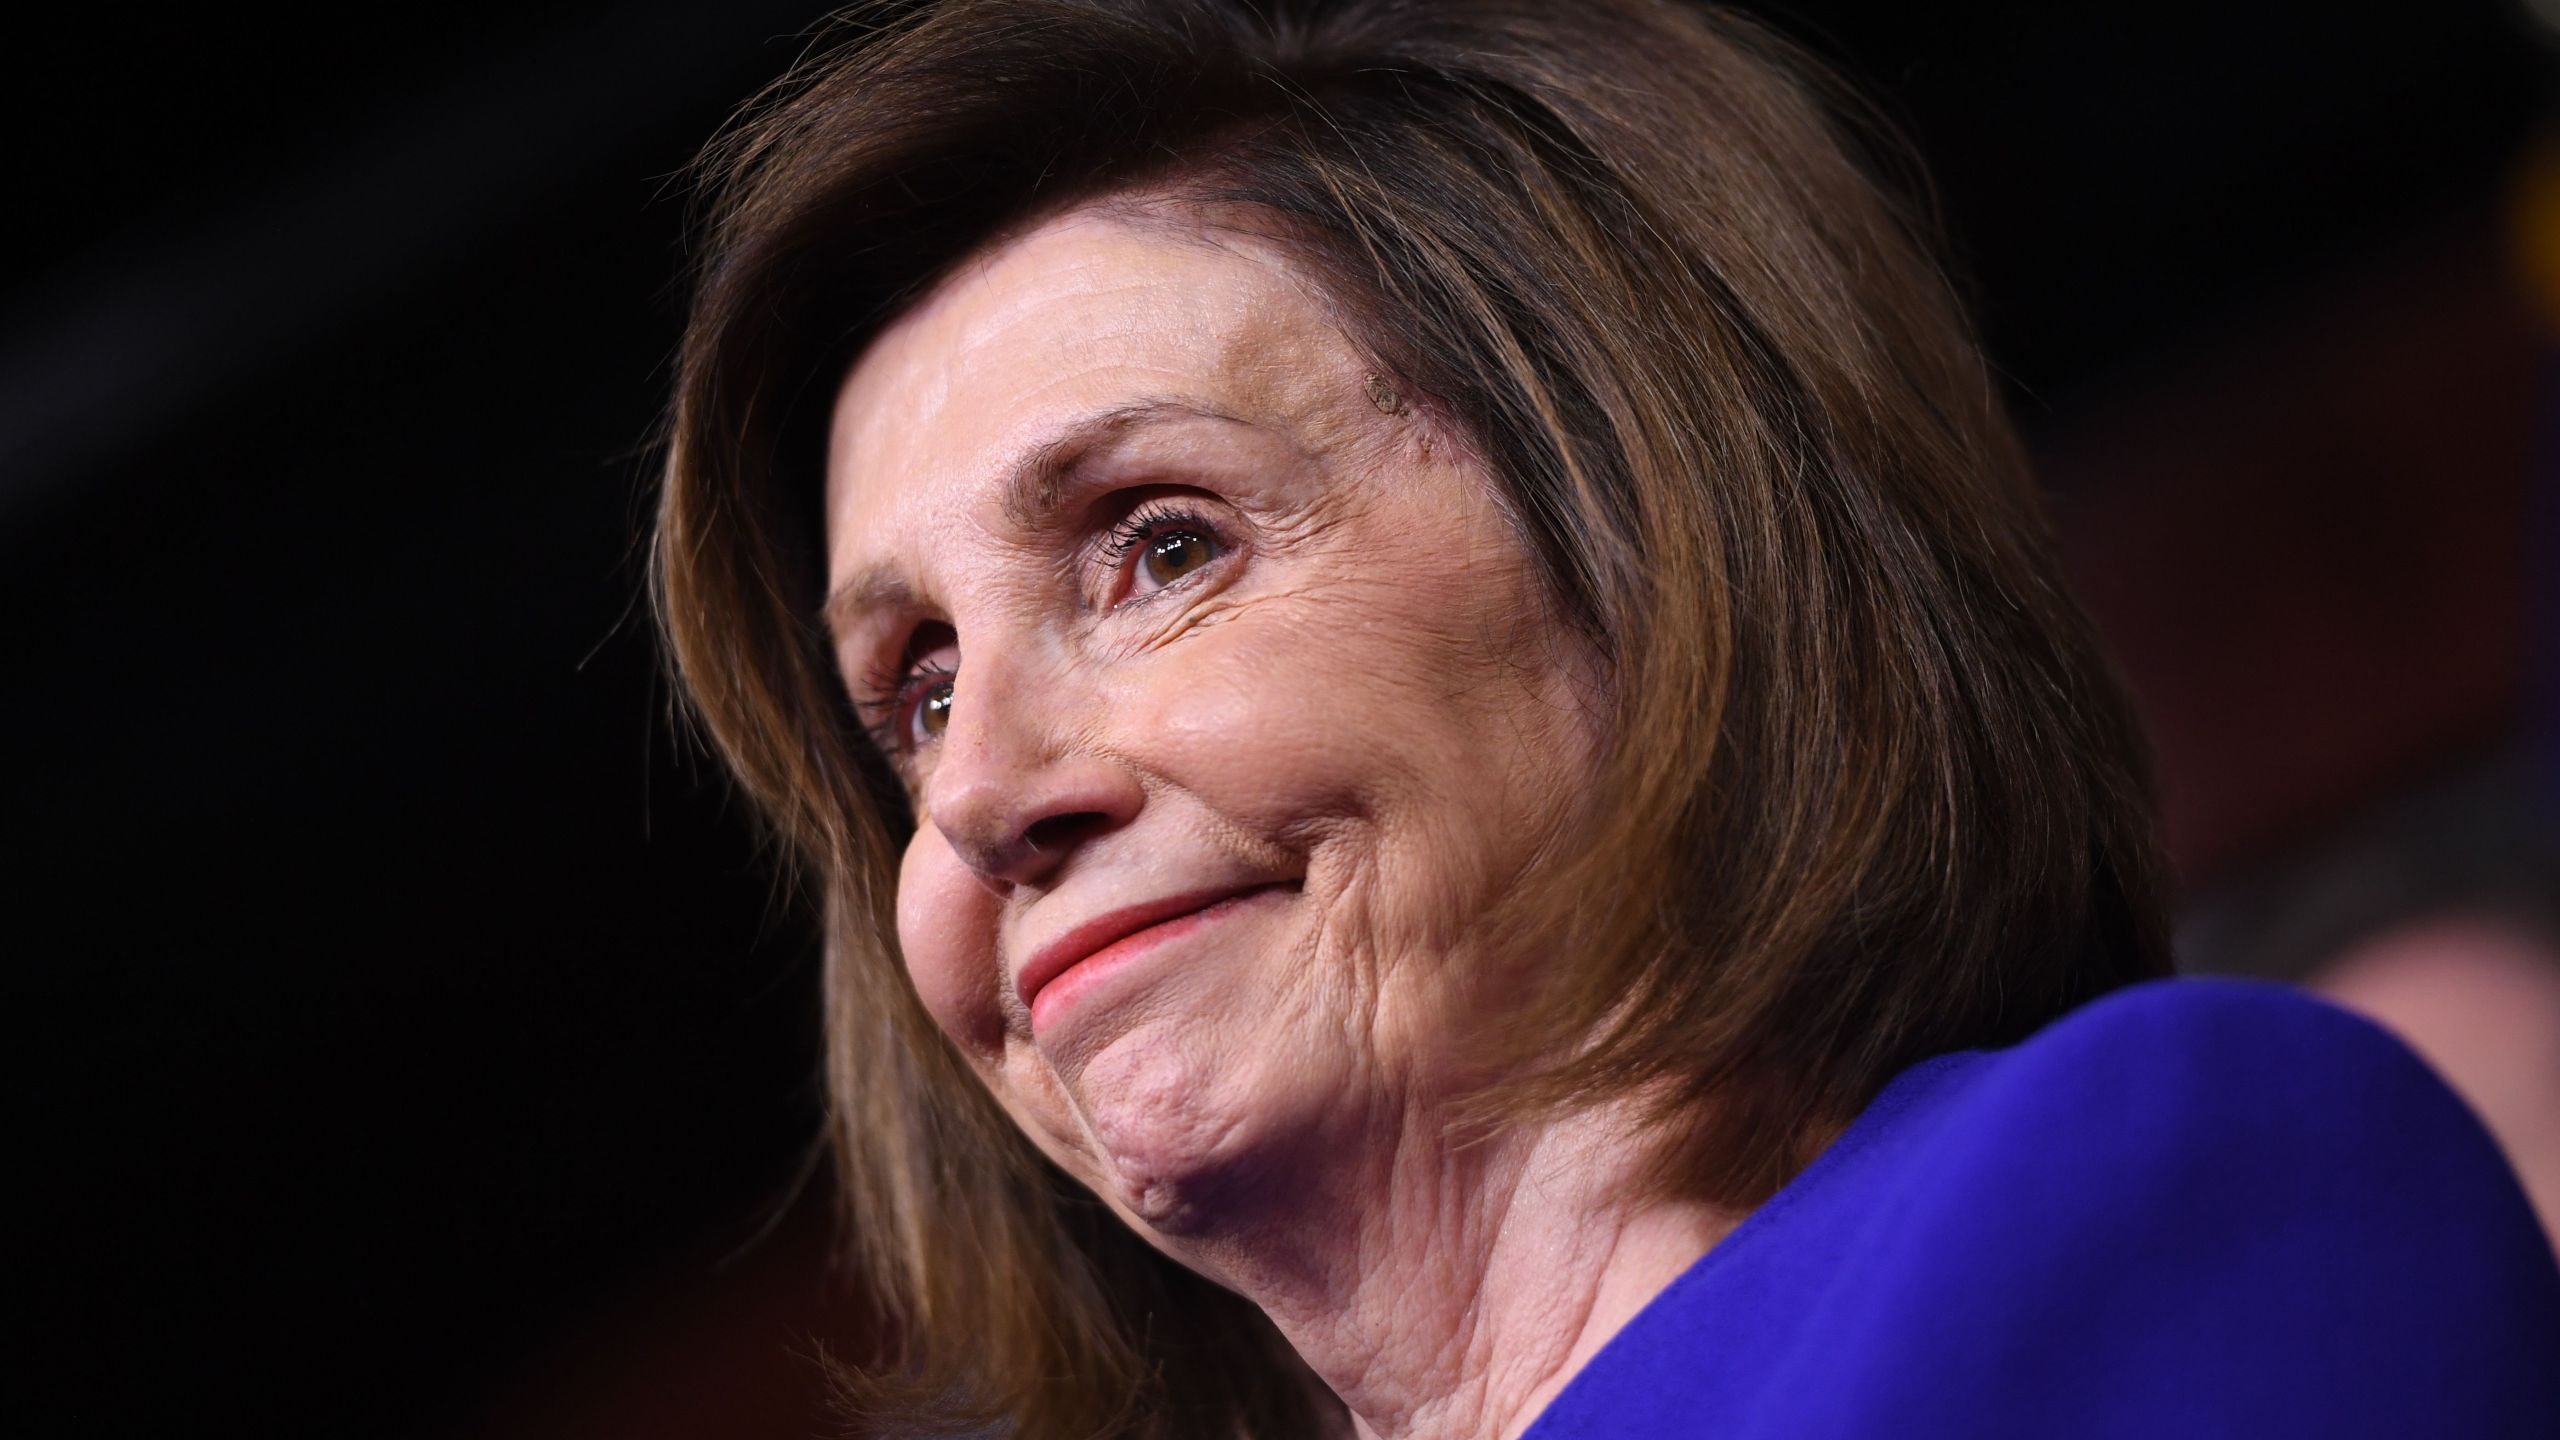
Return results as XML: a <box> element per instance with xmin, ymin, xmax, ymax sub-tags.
<box><xmin>918</xmin><ymin>650</ymin><xmax>1142</xmax><ymax>891</ymax></box>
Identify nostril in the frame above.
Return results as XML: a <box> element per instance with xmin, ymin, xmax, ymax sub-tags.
<box><xmin>1023</xmin><ymin>811</ymin><xmax>1107</xmax><ymax>855</ymax></box>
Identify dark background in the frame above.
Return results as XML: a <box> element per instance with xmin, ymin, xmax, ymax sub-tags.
<box><xmin>12</xmin><ymin>2</ymin><xmax>2554</xmax><ymax>1435</ymax></box>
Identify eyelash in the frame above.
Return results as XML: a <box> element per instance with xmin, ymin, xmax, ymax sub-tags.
<box><xmin>854</xmin><ymin>654</ymin><xmax>955</xmax><ymax>756</ymax></box>
<box><xmin>855</xmin><ymin>502</ymin><xmax>1230</xmax><ymax>757</ymax></box>
<box><xmin>1099</xmin><ymin>501</ymin><xmax>1225</xmax><ymax>598</ymax></box>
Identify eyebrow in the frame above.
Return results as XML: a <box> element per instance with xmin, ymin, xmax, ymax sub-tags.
<box><xmin>819</xmin><ymin>397</ymin><xmax>1236</xmax><ymax>634</ymax></box>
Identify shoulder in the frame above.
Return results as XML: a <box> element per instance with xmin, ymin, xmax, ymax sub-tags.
<box><xmin>1824</xmin><ymin>978</ymin><xmax>2560</xmax><ymax>1438</ymax></box>
<box><xmin>1944</xmin><ymin>975</ymin><xmax>2481</xmax><ymax>1172</ymax></box>
<box><xmin>1523</xmin><ymin>981</ymin><xmax>2560</xmax><ymax>1440</ymax></box>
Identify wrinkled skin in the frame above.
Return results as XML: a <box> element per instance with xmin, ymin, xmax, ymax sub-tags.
<box><xmin>823</xmin><ymin>203</ymin><xmax>1595</xmax><ymax>1234</ymax></box>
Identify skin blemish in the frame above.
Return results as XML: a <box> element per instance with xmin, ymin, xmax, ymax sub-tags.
<box><xmin>1366</xmin><ymin>372</ymin><xmax>1405</xmax><ymax>415</ymax></box>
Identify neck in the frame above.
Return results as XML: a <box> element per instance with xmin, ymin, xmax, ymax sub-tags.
<box><xmin>1168</xmin><ymin>1101</ymin><xmax>1743</xmax><ymax>1440</ymax></box>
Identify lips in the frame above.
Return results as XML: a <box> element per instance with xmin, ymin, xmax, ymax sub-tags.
<box><xmin>1015</xmin><ymin>882</ymin><xmax>1288</xmax><ymax>1019</ymax></box>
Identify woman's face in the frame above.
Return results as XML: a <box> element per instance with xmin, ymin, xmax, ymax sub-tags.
<box><xmin>823</xmin><ymin>204</ymin><xmax>1597</xmax><ymax>1235</ymax></box>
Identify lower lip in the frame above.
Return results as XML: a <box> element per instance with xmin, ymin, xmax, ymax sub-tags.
<box><xmin>1027</xmin><ymin>886</ymin><xmax>1287</xmax><ymax>1037</ymax></box>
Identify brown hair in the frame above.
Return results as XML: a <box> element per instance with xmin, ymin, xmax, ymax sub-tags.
<box><xmin>655</xmin><ymin>1</ymin><xmax>2171</xmax><ymax>1434</ymax></box>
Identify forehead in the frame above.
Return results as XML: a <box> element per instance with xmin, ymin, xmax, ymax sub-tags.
<box><xmin>822</xmin><ymin>206</ymin><xmax>1373</xmax><ymax>589</ymax></box>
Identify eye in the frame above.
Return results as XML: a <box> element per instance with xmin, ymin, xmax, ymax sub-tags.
<box><xmin>1103</xmin><ymin>503</ymin><xmax>1225</xmax><ymax>601</ymax></box>
<box><xmin>1143</xmin><ymin>528</ymin><xmax>1213</xmax><ymax>589</ymax></box>
<box><xmin>855</xmin><ymin>628</ymin><xmax>958</xmax><ymax>756</ymax></box>
<box><xmin>907</xmin><ymin>671</ymin><xmax>956</xmax><ymax>746</ymax></box>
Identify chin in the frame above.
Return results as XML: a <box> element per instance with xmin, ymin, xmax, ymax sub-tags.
<box><xmin>1064</xmin><ymin>1019</ymin><xmax>1332</xmax><ymax>1238</ymax></box>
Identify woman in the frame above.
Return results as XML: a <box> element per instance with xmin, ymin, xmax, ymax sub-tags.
<box><xmin>655</xmin><ymin>1</ymin><xmax>2560</xmax><ymax>1435</ymax></box>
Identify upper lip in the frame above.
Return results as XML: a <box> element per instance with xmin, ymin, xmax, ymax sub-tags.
<box><xmin>1014</xmin><ymin>882</ymin><xmax>1282</xmax><ymax>1013</ymax></box>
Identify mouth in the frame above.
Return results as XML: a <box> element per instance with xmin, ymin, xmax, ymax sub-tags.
<box><xmin>1016</xmin><ymin>881</ymin><xmax>1294</xmax><ymax>1032</ymax></box>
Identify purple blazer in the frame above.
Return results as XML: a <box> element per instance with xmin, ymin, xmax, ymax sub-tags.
<box><xmin>1522</xmin><ymin>979</ymin><xmax>2560</xmax><ymax>1439</ymax></box>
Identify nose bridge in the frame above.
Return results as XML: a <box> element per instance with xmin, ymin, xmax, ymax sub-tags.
<box><xmin>937</xmin><ymin>629</ymin><xmax>1055</xmax><ymax>775</ymax></box>
<box><xmin>921</xmin><ymin>627</ymin><xmax>1122</xmax><ymax>887</ymax></box>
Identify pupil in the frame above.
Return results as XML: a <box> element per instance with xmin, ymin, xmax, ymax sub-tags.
<box><xmin>920</xmin><ymin>682</ymin><xmax>954</xmax><ymax>739</ymax></box>
<box><xmin>1146</xmin><ymin>531</ymin><xmax>1206</xmax><ymax>585</ymax></box>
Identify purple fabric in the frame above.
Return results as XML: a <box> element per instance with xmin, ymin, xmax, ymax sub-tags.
<box><xmin>1521</xmin><ymin>978</ymin><xmax>2560</xmax><ymax>1439</ymax></box>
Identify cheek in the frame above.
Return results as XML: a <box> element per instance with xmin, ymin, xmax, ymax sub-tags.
<box><xmin>1139</xmin><ymin>563</ymin><xmax>1585</xmax><ymax>899</ymax></box>
<box><xmin>893</xmin><ymin>825</ymin><xmax>1006</xmax><ymax>1057</ymax></box>
<box><xmin>1138</xmin><ymin>624</ymin><xmax>1385</xmax><ymax>840</ymax></box>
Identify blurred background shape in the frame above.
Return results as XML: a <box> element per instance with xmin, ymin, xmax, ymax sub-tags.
<box><xmin>8</xmin><ymin>0</ymin><xmax>2556</xmax><ymax>1434</ymax></box>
